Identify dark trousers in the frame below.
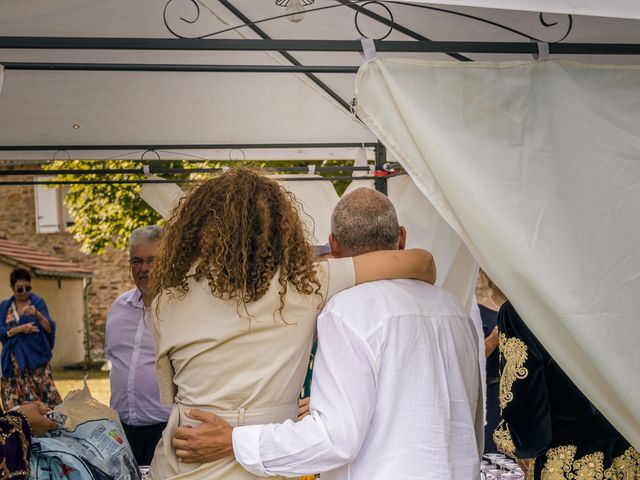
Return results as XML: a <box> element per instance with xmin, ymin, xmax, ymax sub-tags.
<box><xmin>122</xmin><ymin>421</ymin><xmax>167</xmax><ymax>466</ymax></box>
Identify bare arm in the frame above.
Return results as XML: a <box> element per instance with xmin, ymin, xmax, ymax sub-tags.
<box><xmin>352</xmin><ymin>248</ymin><xmax>436</xmax><ymax>285</ymax></box>
<box><xmin>485</xmin><ymin>326</ymin><xmax>499</xmax><ymax>358</ymax></box>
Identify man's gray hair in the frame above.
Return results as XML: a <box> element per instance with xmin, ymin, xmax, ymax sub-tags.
<box><xmin>128</xmin><ymin>225</ymin><xmax>162</xmax><ymax>255</ymax></box>
<box><xmin>331</xmin><ymin>188</ymin><xmax>400</xmax><ymax>256</ymax></box>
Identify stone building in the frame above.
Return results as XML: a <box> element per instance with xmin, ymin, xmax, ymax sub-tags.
<box><xmin>0</xmin><ymin>166</ymin><xmax>133</xmax><ymax>361</ymax></box>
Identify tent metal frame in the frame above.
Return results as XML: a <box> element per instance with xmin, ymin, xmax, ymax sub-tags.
<box><xmin>0</xmin><ymin>142</ymin><xmax>393</xmax><ymax>193</ymax></box>
<box><xmin>2</xmin><ymin>37</ymin><xmax>639</xmax><ymax>55</ymax></box>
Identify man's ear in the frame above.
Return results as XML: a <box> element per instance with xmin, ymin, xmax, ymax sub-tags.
<box><xmin>329</xmin><ymin>233</ymin><xmax>341</xmax><ymax>257</ymax></box>
<box><xmin>398</xmin><ymin>226</ymin><xmax>407</xmax><ymax>250</ymax></box>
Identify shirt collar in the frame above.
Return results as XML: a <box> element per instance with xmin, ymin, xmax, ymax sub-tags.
<box><xmin>124</xmin><ymin>288</ymin><xmax>145</xmax><ymax>309</ymax></box>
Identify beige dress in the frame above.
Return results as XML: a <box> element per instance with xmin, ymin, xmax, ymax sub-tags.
<box><xmin>149</xmin><ymin>258</ymin><xmax>355</xmax><ymax>480</ymax></box>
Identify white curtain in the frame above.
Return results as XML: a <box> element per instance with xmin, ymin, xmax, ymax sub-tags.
<box><xmin>355</xmin><ymin>58</ymin><xmax>640</xmax><ymax>448</ymax></box>
<box><xmin>276</xmin><ymin>176</ymin><xmax>340</xmax><ymax>246</ymax></box>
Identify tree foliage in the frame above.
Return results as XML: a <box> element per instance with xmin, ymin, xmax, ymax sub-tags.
<box><xmin>45</xmin><ymin>160</ymin><xmax>169</xmax><ymax>254</ymax></box>
<box><xmin>45</xmin><ymin>159</ymin><xmax>355</xmax><ymax>255</ymax></box>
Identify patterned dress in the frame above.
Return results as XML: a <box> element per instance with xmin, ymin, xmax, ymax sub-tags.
<box><xmin>1</xmin><ymin>300</ymin><xmax>62</xmax><ymax>410</ymax></box>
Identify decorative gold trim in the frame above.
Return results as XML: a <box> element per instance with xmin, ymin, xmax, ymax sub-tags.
<box><xmin>570</xmin><ymin>451</ymin><xmax>604</xmax><ymax>479</ymax></box>
<box><xmin>604</xmin><ymin>447</ymin><xmax>640</xmax><ymax>479</ymax></box>
<box><xmin>539</xmin><ymin>446</ymin><xmax>640</xmax><ymax>479</ymax></box>
<box><xmin>499</xmin><ymin>332</ymin><xmax>529</xmax><ymax>410</ymax></box>
<box><xmin>541</xmin><ymin>445</ymin><xmax>576</xmax><ymax>479</ymax></box>
<box><xmin>493</xmin><ymin>420</ymin><xmax>516</xmax><ymax>458</ymax></box>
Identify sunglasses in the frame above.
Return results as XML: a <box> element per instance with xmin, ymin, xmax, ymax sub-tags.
<box><xmin>16</xmin><ymin>285</ymin><xmax>32</xmax><ymax>294</ymax></box>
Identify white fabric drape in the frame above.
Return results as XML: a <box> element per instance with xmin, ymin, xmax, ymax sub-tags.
<box><xmin>139</xmin><ymin>175</ymin><xmax>184</xmax><ymax>219</ymax></box>
<box><xmin>355</xmin><ymin>58</ymin><xmax>640</xmax><ymax>448</ymax></box>
<box><xmin>276</xmin><ymin>176</ymin><xmax>340</xmax><ymax>246</ymax></box>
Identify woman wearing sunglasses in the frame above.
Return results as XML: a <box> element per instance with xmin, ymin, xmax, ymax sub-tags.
<box><xmin>0</xmin><ymin>268</ymin><xmax>62</xmax><ymax>409</ymax></box>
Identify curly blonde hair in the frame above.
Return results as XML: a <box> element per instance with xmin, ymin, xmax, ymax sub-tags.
<box><xmin>148</xmin><ymin>168</ymin><xmax>321</xmax><ymax>318</ymax></box>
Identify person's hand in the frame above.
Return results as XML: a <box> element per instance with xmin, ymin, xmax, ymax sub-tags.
<box><xmin>297</xmin><ymin>397</ymin><xmax>311</xmax><ymax>421</ymax></box>
<box><xmin>488</xmin><ymin>325</ymin><xmax>498</xmax><ymax>341</ymax></box>
<box><xmin>21</xmin><ymin>305</ymin><xmax>37</xmax><ymax>316</ymax></box>
<box><xmin>17</xmin><ymin>402</ymin><xmax>58</xmax><ymax>436</ymax></box>
<box><xmin>172</xmin><ymin>409</ymin><xmax>233</xmax><ymax>463</ymax></box>
<box><xmin>484</xmin><ymin>326</ymin><xmax>499</xmax><ymax>358</ymax></box>
<box><xmin>517</xmin><ymin>458</ymin><xmax>532</xmax><ymax>474</ymax></box>
<box><xmin>21</xmin><ymin>323</ymin><xmax>40</xmax><ymax>334</ymax></box>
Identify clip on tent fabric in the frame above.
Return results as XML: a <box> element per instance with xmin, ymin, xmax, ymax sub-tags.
<box><xmin>360</xmin><ymin>37</ymin><xmax>377</xmax><ymax>62</ymax></box>
<box><xmin>533</xmin><ymin>41</ymin><xmax>550</xmax><ymax>61</ymax></box>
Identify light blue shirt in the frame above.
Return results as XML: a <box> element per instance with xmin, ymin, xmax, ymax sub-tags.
<box><xmin>104</xmin><ymin>288</ymin><xmax>171</xmax><ymax>426</ymax></box>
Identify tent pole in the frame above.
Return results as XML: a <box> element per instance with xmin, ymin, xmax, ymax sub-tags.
<box><xmin>1</xmin><ymin>38</ymin><xmax>639</xmax><ymax>55</ymax></box>
<box><xmin>0</xmin><ymin>142</ymin><xmax>377</xmax><ymax>152</ymax></box>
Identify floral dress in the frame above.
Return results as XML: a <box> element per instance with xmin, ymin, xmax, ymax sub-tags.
<box><xmin>1</xmin><ymin>301</ymin><xmax>62</xmax><ymax>409</ymax></box>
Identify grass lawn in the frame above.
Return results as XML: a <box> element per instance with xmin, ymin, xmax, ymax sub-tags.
<box><xmin>53</xmin><ymin>369</ymin><xmax>111</xmax><ymax>406</ymax></box>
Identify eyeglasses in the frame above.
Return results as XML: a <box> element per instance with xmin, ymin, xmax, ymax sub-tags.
<box><xmin>16</xmin><ymin>285</ymin><xmax>32</xmax><ymax>293</ymax></box>
<box><xmin>129</xmin><ymin>257</ymin><xmax>156</xmax><ymax>268</ymax></box>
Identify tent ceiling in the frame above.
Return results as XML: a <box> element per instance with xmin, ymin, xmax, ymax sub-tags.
<box><xmin>0</xmin><ymin>0</ymin><xmax>638</xmax><ymax>161</ymax></box>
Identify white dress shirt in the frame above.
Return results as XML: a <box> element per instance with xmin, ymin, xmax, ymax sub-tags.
<box><xmin>233</xmin><ymin>279</ymin><xmax>484</xmax><ymax>479</ymax></box>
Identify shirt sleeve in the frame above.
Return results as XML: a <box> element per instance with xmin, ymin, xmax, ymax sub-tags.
<box><xmin>493</xmin><ymin>302</ymin><xmax>551</xmax><ymax>459</ymax></box>
<box><xmin>233</xmin><ymin>308</ymin><xmax>378</xmax><ymax>477</ymax></box>
<box><xmin>320</xmin><ymin>257</ymin><xmax>356</xmax><ymax>300</ymax></box>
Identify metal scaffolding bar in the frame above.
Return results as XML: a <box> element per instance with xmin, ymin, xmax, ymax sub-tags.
<box><xmin>1</xmin><ymin>37</ymin><xmax>639</xmax><ymax>54</ymax></box>
<box><xmin>1</xmin><ymin>62</ymin><xmax>360</xmax><ymax>73</ymax></box>
<box><xmin>0</xmin><ymin>173</ymin><xmax>405</xmax><ymax>186</ymax></box>
<box><xmin>0</xmin><ymin>142</ymin><xmax>377</xmax><ymax>152</ymax></box>
<box><xmin>0</xmin><ymin>165</ymin><xmax>378</xmax><ymax>176</ymax></box>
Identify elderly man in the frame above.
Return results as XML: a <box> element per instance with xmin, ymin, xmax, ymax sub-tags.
<box><xmin>104</xmin><ymin>225</ymin><xmax>171</xmax><ymax>466</ymax></box>
<box><xmin>172</xmin><ymin>188</ymin><xmax>483</xmax><ymax>479</ymax></box>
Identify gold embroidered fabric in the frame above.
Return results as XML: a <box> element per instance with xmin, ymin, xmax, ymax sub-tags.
<box><xmin>541</xmin><ymin>445</ymin><xmax>576</xmax><ymax>479</ymax></box>
<box><xmin>604</xmin><ymin>447</ymin><xmax>640</xmax><ymax>479</ymax></box>
<box><xmin>539</xmin><ymin>445</ymin><xmax>640</xmax><ymax>479</ymax></box>
<box><xmin>493</xmin><ymin>421</ymin><xmax>516</xmax><ymax>458</ymax></box>
<box><xmin>499</xmin><ymin>332</ymin><xmax>529</xmax><ymax>410</ymax></box>
<box><xmin>526</xmin><ymin>459</ymin><xmax>536</xmax><ymax>480</ymax></box>
<box><xmin>570</xmin><ymin>451</ymin><xmax>604</xmax><ymax>479</ymax></box>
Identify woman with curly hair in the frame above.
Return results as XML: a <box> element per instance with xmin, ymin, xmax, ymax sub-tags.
<box><xmin>148</xmin><ymin>168</ymin><xmax>435</xmax><ymax>479</ymax></box>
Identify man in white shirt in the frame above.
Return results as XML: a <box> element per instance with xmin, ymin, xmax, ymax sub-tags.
<box><xmin>104</xmin><ymin>226</ymin><xmax>172</xmax><ymax>466</ymax></box>
<box><xmin>172</xmin><ymin>188</ymin><xmax>484</xmax><ymax>479</ymax></box>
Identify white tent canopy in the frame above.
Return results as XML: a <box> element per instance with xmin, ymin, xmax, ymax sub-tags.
<box><xmin>0</xmin><ymin>1</ymin><xmax>639</xmax><ymax>161</ymax></box>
